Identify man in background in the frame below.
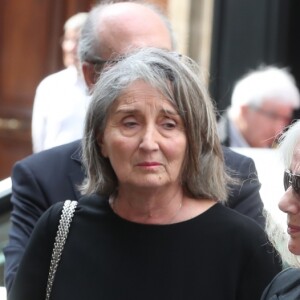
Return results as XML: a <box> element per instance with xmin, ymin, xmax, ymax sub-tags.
<box><xmin>31</xmin><ymin>12</ymin><xmax>89</xmax><ymax>153</ymax></box>
<box><xmin>218</xmin><ymin>66</ymin><xmax>300</xmax><ymax>148</ymax></box>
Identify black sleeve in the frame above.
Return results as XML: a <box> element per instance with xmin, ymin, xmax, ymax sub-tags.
<box><xmin>223</xmin><ymin>146</ymin><xmax>266</xmax><ymax>228</ymax></box>
<box><xmin>4</xmin><ymin>141</ymin><xmax>83</xmax><ymax>293</ymax></box>
<box><xmin>8</xmin><ymin>202</ymin><xmax>64</xmax><ymax>300</ymax></box>
<box><xmin>238</xmin><ymin>227</ymin><xmax>282</xmax><ymax>300</ymax></box>
<box><xmin>4</xmin><ymin>160</ymin><xmax>52</xmax><ymax>293</ymax></box>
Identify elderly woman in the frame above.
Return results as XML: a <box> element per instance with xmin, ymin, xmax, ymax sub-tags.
<box><xmin>10</xmin><ymin>48</ymin><xmax>280</xmax><ymax>300</ymax></box>
<box><xmin>261</xmin><ymin>120</ymin><xmax>300</xmax><ymax>299</ymax></box>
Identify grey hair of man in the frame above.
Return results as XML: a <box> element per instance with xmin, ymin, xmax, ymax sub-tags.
<box><xmin>81</xmin><ymin>47</ymin><xmax>230</xmax><ymax>202</ymax></box>
<box><xmin>77</xmin><ymin>1</ymin><xmax>177</xmax><ymax>63</ymax></box>
<box><xmin>229</xmin><ymin>66</ymin><xmax>300</xmax><ymax>117</ymax></box>
<box><xmin>264</xmin><ymin>120</ymin><xmax>300</xmax><ymax>267</ymax></box>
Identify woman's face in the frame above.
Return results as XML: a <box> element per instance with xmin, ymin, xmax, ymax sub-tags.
<box><xmin>279</xmin><ymin>139</ymin><xmax>300</xmax><ymax>255</ymax></box>
<box><xmin>100</xmin><ymin>80</ymin><xmax>187</xmax><ymax>192</ymax></box>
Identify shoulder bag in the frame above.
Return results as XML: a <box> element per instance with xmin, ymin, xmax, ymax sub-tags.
<box><xmin>45</xmin><ymin>200</ymin><xmax>78</xmax><ymax>300</ymax></box>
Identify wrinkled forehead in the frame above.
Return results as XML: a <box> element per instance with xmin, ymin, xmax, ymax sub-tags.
<box><xmin>262</xmin><ymin>99</ymin><xmax>294</xmax><ymax>110</ymax></box>
<box><xmin>111</xmin><ymin>81</ymin><xmax>175</xmax><ymax>111</ymax></box>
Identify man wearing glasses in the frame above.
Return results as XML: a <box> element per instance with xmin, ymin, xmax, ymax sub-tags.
<box><xmin>218</xmin><ymin>66</ymin><xmax>300</xmax><ymax>148</ymax></box>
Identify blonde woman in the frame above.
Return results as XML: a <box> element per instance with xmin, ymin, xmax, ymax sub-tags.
<box><xmin>261</xmin><ymin>120</ymin><xmax>300</xmax><ymax>299</ymax></box>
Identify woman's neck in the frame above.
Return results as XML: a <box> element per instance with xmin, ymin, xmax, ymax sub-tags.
<box><xmin>109</xmin><ymin>186</ymin><xmax>216</xmax><ymax>224</ymax></box>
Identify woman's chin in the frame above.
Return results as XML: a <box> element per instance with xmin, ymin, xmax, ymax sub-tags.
<box><xmin>288</xmin><ymin>239</ymin><xmax>300</xmax><ymax>255</ymax></box>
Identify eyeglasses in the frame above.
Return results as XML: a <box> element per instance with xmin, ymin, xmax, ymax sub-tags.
<box><xmin>85</xmin><ymin>55</ymin><xmax>121</xmax><ymax>71</ymax></box>
<box><xmin>284</xmin><ymin>169</ymin><xmax>300</xmax><ymax>194</ymax></box>
<box><xmin>251</xmin><ymin>107</ymin><xmax>291</xmax><ymax>124</ymax></box>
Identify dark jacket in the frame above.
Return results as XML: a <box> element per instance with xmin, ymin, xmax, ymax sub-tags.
<box><xmin>4</xmin><ymin>140</ymin><xmax>266</xmax><ymax>292</ymax></box>
<box><xmin>261</xmin><ymin>267</ymin><xmax>300</xmax><ymax>299</ymax></box>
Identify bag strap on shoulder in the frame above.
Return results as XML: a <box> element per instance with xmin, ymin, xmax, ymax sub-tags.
<box><xmin>45</xmin><ymin>200</ymin><xmax>78</xmax><ymax>300</ymax></box>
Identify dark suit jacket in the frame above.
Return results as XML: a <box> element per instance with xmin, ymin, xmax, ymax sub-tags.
<box><xmin>260</xmin><ymin>267</ymin><xmax>300</xmax><ymax>299</ymax></box>
<box><xmin>4</xmin><ymin>140</ymin><xmax>266</xmax><ymax>292</ymax></box>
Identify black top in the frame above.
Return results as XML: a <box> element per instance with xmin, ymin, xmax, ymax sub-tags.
<box><xmin>9</xmin><ymin>194</ymin><xmax>280</xmax><ymax>300</ymax></box>
<box><xmin>5</xmin><ymin>141</ymin><xmax>265</xmax><ymax>294</ymax></box>
<box><xmin>260</xmin><ymin>267</ymin><xmax>300</xmax><ymax>299</ymax></box>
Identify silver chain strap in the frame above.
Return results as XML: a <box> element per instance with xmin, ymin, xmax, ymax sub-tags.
<box><xmin>45</xmin><ymin>200</ymin><xmax>78</xmax><ymax>300</ymax></box>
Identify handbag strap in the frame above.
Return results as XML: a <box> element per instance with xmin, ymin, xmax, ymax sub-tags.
<box><xmin>45</xmin><ymin>199</ymin><xmax>78</xmax><ymax>300</ymax></box>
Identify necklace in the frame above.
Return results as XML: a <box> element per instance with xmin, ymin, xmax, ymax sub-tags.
<box><xmin>109</xmin><ymin>195</ymin><xmax>183</xmax><ymax>224</ymax></box>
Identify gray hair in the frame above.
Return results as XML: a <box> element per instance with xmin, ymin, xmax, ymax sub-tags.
<box><xmin>77</xmin><ymin>1</ymin><xmax>177</xmax><ymax>63</ymax></box>
<box><xmin>81</xmin><ymin>47</ymin><xmax>230</xmax><ymax>202</ymax></box>
<box><xmin>278</xmin><ymin>120</ymin><xmax>300</xmax><ymax>169</ymax></box>
<box><xmin>264</xmin><ymin>120</ymin><xmax>300</xmax><ymax>268</ymax></box>
<box><xmin>229</xmin><ymin>66</ymin><xmax>300</xmax><ymax>116</ymax></box>
<box><xmin>264</xmin><ymin>210</ymin><xmax>300</xmax><ymax>268</ymax></box>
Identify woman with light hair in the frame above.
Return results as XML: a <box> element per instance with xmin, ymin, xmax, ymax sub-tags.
<box><xmin>261</xmin><ymin>120</ymin><xmax>300</xmax><ymax>299</ymax></box>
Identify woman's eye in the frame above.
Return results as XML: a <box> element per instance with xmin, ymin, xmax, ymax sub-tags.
<box><xmin>162</xmin><ymin>120</ymin><xmax>176</xmax><ymax>129</ymax></box>
<box><xmin>122</xmin><ymin>118</ymin><xmax>138</xmax><ymax>128</ymax></box>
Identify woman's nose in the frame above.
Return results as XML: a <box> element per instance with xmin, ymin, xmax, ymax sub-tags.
<box><xmin>278</xmin><ymin>188</ymin><xmax>299</xmax><ymax>214</ymax></box>
<box><xmin>139</xmin><ymin>126</ymin><xmax>159</xmax><ymax>151</ymax></box>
